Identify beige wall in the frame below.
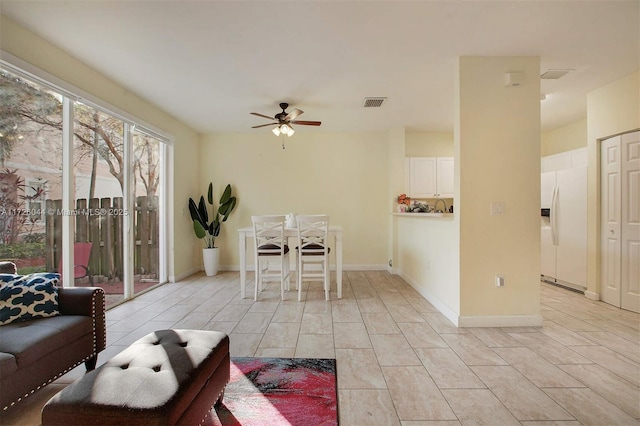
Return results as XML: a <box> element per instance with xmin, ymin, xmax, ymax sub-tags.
<box><xmin>457</xmin><ymin>57</ymin><xmax>542</xmax><ymax>326</ymax></box>
<box><xmin>405</xmin><ymin>132</ymin><xmax>455</xmax><ymax>157</ymax></box>
<box><xmin>541</xmin><ymin>119</ymin><xmax>587</xmax><ymax>156</ymax></box>
<box><xmin>585</xmin><ymin>70</ymin><xmax>640</xmax><ymax>299</ymax></box>
<box><xmin>199</xmin><ymin>132</ymin><xmax>390</xmax><ymax>270</ymax></box>
<box><xmin>1</xmin><ymin>15</ymin><xmax>202</xmax><ymax>280</ymax></box>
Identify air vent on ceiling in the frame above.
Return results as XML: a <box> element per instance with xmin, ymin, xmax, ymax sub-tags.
<box><xmin>540</xmin><ymin>69</ymin><xmax>573</xmax><ymax>80</ymax></box>
<box><xmin>362</xmin><ymin>97</ymin><xmax>387</xmax><ymax>108</ymax></box>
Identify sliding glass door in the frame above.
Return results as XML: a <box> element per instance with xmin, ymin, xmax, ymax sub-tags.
<box><xmin>1</xmin><ymin>65</ymin><xmax>168</xmax><ymax>308</ymax></box>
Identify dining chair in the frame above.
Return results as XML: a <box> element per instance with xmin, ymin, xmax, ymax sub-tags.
<box><xmin>296</xmin><ymin>214</ymin><xmax>330</xmax><ymax>301</ymax></box>
<box><xmin>251</xmin><ymin>215</ymin><xmax>291</xmax><ymax>301</ymax></box>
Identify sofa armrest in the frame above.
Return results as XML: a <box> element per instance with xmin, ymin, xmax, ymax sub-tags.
<box><xmin>58</xmin><ymin>287</ymin><xmax>106</xmax><ymax>353</ymax></box>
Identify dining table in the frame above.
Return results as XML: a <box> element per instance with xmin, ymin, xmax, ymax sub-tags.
<box><xmin>238</xmin><ymin>225</ymin><xmax>343</xmax><ymax>299</ymax></box>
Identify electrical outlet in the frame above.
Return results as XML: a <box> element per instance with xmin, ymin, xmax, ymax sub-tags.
<box><xmin>496</xmin><ymin>274</ymin><xmax>505</xmax><ymax>287</ymax></box>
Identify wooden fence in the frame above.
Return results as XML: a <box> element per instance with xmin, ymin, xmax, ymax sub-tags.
<box><xmin>45</xmin><ymin>196</ymin><xmax>159</xmax><ymax>281</ymax></box>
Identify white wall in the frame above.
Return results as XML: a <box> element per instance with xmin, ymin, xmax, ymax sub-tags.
<box><xmin>396</xmin><ymin>216</ymin><xmax>459</xmax><ymax>321</ymax></box>
<box><xmin>1</xmin><ymin>15</ymin><xmax>201</xmax><ymax>281</ymax></box>
<box><xmin>199</xmin><ymin>132</ymin><xmax>390</xmax><ymax>270</ymax></box>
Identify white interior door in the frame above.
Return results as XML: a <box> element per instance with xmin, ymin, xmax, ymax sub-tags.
<box><xmin>620</xmin><ymin>131</ymin><xmax>640</xmax><ymax>313</ymax></box>
<box><xmin>601</xmin><ymin>136</ymin><xmax>622</xmax><ymax>307</ymax></box>
<box><xmin>556</xmin><ymin>166</ymin><xmax>587</xmax><ymax>287</ymax></box>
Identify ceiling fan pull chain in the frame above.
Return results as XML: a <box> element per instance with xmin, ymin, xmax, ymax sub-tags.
<box><xmin>282</xmin><ymin>135</ymin><xmax>286</xmax><ymax>149</ymax></box>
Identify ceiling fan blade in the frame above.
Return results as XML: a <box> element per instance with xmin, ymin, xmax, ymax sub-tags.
<box><xmin>250</xmin><ymin>112</ymin><xmax>276</xmax><ymax>120</ymax></box>
<box><xmin>251</xmin><ymin>123</ymin><xmax>278</xmax><ymax>128</ymax></box>
<box><xmin>290</xmin><ymin>120</ymin><xmax>321</xmax><ymax>126</ymax></box>
<box><xmin>285</xmin><ymin>108</ymin><xmax>303</xmax><ymax>121</ymax></box>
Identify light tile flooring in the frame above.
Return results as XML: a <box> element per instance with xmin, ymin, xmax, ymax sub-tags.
<box><xmin>2</xmin><ymin>271</ymin><xmax>639</xmax><ymax>425</ymax></box>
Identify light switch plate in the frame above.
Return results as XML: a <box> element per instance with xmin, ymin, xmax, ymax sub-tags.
<box><xmin>491</xmin><ymin>202</ymin><xmax>505</xmax><ymax>216</ymax></box>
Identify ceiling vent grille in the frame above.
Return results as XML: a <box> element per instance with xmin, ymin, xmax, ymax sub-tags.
<box><xmin>362</xmin><ymin>97</ymin><xmax>387</xmax><ymax>108</ymax></box>
<box><xmin>540</xmin><ymin>69</ymin><xmax>573</xmax><ymax>80</ymax></box>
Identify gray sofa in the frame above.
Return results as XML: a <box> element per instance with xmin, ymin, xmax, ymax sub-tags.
<box><xmin>0</xmin><ymin>286</ymin><xmax>106</xmax><ymax>411</ymax></box>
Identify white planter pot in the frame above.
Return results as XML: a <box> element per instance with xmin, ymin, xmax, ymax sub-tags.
<box><xmin>202</xmin><ymin>247</ymin><xmax>219</xmax><ymax>276</ymax></box>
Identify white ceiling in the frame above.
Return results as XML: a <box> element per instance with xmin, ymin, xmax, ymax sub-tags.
<box><xmin>1</xmin><ymin>1</ymin><xmax>638</xmax><ymax>134</ymax></box>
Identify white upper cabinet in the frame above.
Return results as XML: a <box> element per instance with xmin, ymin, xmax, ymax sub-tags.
<box><xmin>541</xmin><ymin>147</ymin><xmax>587</xmax><ymax>172</ymax></box>
<box><xmin>407</xmin><ymin>157</ymin><xmax>454</xmax><ymax>198</ymax></box>
<box><xmin>436</xmin><ymin>157</ymin><xmax>454</xmax><ymax>197</ymax></box>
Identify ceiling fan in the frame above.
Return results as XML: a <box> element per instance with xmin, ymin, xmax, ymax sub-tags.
<box><xmin>250</xmin><ymin>102</ymin><xmax>321</xmax><ymax>137</ymax></box>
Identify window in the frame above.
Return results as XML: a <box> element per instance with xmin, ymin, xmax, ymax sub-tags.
<box><xmin>1</xmin><ymin>62</ymin><xmax>170</xmax><ymax>308</ymax></box>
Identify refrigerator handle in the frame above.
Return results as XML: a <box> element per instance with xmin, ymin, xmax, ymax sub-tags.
<box><xmin>551</xmin><ymin>185</ymin><xmax>559</xmax><ymax>246</ymax></box>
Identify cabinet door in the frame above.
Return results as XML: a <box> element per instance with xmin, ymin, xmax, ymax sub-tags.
<box><xmin>409</xmin><ymin>157</ymin><xmax>436</xmax><ymax>197</ymax></box>
<box><xmin>436</xmin><ymin>157</ymin><xmax>454</xmax><ymax>197</ymax></box>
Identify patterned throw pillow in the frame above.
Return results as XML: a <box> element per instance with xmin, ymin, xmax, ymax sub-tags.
<box><xmin>0</xmin><ymin>273</ymin><xmax>61</xmax><ymax>325</ymax></box>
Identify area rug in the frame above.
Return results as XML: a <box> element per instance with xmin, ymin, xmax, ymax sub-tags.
<box><xmin>204</xmin><ymin>357</ymin><xmax>338</xmax><ymax>426</ymax></box>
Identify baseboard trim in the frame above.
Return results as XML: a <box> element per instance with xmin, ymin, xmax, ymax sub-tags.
<box><xmin>170</xmin><ymin>266</ymin><xmax>201</xmax><ymax>283</ymax></box>
<box><xmin>457</xmin><ymin>315</ymin><xmax>543</xmax><ymax>328</ymax></box>
<box><xmin>584</xmin><ymin>290</ymin><xmax>599</xmax><ymax>301</ymax></box>
<box><xmin>397</xmin><ymin>270</ymin><xmax>459</xmax><ymax>327</ymax></box>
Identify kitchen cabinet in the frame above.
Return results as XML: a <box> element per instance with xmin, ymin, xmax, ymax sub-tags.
<box><xmin>406</xmin><ymin>157</ymin><xmax>454</xmax><ymax>198</ymax></box>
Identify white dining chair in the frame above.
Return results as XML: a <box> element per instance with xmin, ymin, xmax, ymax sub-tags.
<box><xmin>296</xmin><ymin>214</ymin><xmax>330</xmax><ymax>301</ymax></box>
<box><xmin>252</xmin><ymin>215</ymin><xmax>291</xmax><ymax>301</ymax></box>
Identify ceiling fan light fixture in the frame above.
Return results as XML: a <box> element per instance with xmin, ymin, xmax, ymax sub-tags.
<box><xmin>280</xmin><ymin>124</ymin><xmax>290</xmax><ymax>134</ymax></box>
<box><xmin>272</xmin><ymin>127</ymin><xmax>281</xmax><ymax>136</ymax></box>
<box><xmin>286</xmin><ymin>127</ymin><xmax>295</xmax><ymax>137</ymax></box>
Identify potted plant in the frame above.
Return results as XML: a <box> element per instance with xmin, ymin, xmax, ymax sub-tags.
<box><xmin>188</xmin><ymin>183</ymin><xmax>237</xmax><ymax>276</ymax></box>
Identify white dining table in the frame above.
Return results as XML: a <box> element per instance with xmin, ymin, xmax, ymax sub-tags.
<box><xmin>238</xmin><ymin>226</ymin><xmax>343</xmax><ymax>299</ymax></box>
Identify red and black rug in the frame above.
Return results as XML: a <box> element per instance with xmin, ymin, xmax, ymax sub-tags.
<box><xmin>205</xmin><ymin>357</ymin><xmax>338</xmax><ymax>426</ymax></box>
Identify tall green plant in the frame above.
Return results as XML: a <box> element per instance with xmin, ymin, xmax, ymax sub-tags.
<box><xmin>188</xmin><ymin>183</ymin><xmax>237</xmax><ymax>248</ymax></box>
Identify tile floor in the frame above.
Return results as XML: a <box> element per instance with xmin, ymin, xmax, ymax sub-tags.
<box><xmin>2</xmin><ymin>271</ymin><xmax>639</xmax><ymax>425</ymax></box>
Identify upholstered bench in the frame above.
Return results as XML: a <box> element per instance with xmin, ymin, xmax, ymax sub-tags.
<box><xmin>42</xmin><ymin>329</ymin><xmax>230</xmax><ymax>425</ymax></box>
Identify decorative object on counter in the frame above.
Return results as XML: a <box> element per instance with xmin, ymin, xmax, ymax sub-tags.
<box><xmin>396</xmin><ymin>193</ymin><xmax>411</xmax><ymax>206</ymax></box>
<box><xmin>397</xmin><ymin>204</ymin><xmax>407</xmax><ymax>213</ymax></box>
<box><xmin>449</xmin><ymin>205</ymin><xmax>454</xmax><ymax>213</ymax></box>
<box><xmin>286</xmin><ymin>213</ymin><xmax>297</xmax><ymax>228</ymax></box>
<box><xmin>410</xmin><ymin>202</ymin><xmax>431</xmax><ymax>213</ymax></box>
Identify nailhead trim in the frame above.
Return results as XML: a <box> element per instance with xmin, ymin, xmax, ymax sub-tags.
<box><xmin>2</xmin><ymin>288</ymin><xmax>106</xmax><ymax>411</ymax></box>
<box><xmin>198</xmin><ymin>378</ymin><xmax>230</xmax><ymax>426</ymax></box>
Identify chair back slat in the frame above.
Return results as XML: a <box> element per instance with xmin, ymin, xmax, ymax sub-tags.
<box><xmin>296</xmin><ymin>215</ymin><xmax>329</xmax><ymax>255</ymax></box>
<box><xmin>252</xmin><ymin>215</ymin><xmax>287</xmax><ymax>255</ymax></box>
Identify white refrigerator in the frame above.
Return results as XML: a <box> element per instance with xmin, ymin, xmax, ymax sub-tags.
<box><xmin>541</xmin><ymin>166</ymin><xmax>587</xmax><ymax>291</ymax></box>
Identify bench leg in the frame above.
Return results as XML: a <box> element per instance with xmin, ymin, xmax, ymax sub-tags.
<box><xmin>215</xmin><ymin>388</ymin><xmax>225</xmax><ymax>407</ymax></box>
<box><xmin>85</xmin><ymin>355</ymin><xmax>98</xmax><ymax>371</ymax></box>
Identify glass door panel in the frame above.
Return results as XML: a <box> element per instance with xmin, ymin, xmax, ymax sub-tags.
<box><xmin>132</xmin><ymin>130</ymin><xmax>163</xmax><ymax>295</ymax></box>
<box><xmin>0</xmin><ymin>69</ymin><xmax>62</xmax><ymax>278</ymax></box>
<box><xmin>73</xmin><ymin>102</ymin><xmax>124</xmax><ymax>308</ymax></box>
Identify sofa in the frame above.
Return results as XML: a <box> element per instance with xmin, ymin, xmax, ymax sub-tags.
<box><xmin>0</xmin><ymin>275</ymin><xmax>106</xmax><ymax>412</ymax></box>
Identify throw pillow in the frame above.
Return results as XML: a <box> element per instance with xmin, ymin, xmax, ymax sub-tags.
<box><xmin>0</xmin><ymin>273</ymin><xmax>60</xmax><ymax>325</ymax></box>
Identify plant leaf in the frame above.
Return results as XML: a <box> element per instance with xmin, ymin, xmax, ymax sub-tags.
<box><xmin>188</xmin><ymin>198</ymin><xmax>205</xmax><ymax>226</ymax></box>
<box><xmin>212</xmin><ymin>218</ymin><xmax>221</xmax><ymax>237</ymax></box>
<box><xmin>193</xmin><ymin>220</ymin><xmax>207</xmax><ymax>239</ymax></box>
<box><xmin>207</xmin><ymin>182</ymin><xmax>214</xmax><ymax>206</ymax></box>
<box><xmin>197</xmin><ymin>195</ymin><xmax>209</xmax><ymax>225</ymax></box>
<box><xmin>219</xmin><ymin>184</ymin><xmax>232</xmax><ymax>204</ymax></box>
<box><xmin>219</xmin><ymin>197</ymin><xmax>236</xmax><ymax>221</ymax></box>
